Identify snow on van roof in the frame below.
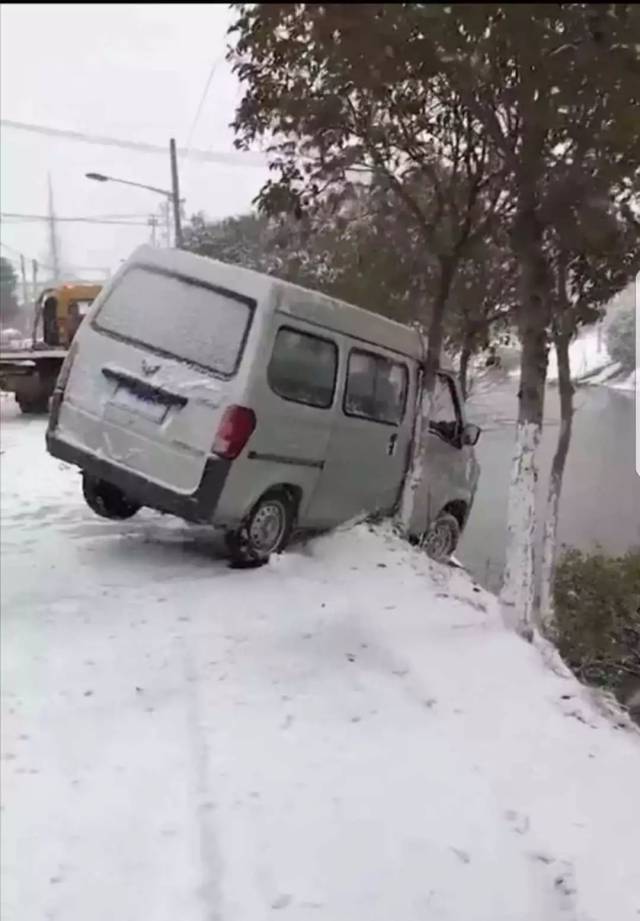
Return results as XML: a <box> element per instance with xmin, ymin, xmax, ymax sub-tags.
<box><xmin>272</xmin><ymin>277</ymin><xmax>423</xmax><ymax>361</ymax></box>
<box><xmin>125</xmin><ymin>245</ymin><xmax>424</xmax><ymax>362</ymax></box>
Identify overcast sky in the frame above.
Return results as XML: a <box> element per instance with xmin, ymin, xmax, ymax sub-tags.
<box><xmin>0</xmin><ymin>3</ymin><xmax>269</xmax><ymax>284</ymax></box>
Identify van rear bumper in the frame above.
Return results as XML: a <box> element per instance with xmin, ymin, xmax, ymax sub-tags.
<box><xmin>46</xmin><ymin>430</ymin><xmax>231</xmax><ymax>524</ymax></box>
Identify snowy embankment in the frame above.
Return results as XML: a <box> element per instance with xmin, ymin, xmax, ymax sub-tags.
<box><xmin>506</xmin><ymin>325</ymin><xmax>636</xmax><ymax>392</ymax></box>
<box><xmin>2</xmin><ymin>403</ymin><xmax>640</xmax><ymax>921</ymax></box>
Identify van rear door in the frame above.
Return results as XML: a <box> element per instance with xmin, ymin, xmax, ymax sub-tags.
<box><xmin>59</xmin><ymin>263</ymin><xmax>255</xmax><ymax>494</ymax></box>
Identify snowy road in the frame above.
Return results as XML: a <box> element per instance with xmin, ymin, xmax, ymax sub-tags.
<box><xmin>2</xmin><ymin>399</ymin><xmax>640</xmax><ymax>921</ymax></box>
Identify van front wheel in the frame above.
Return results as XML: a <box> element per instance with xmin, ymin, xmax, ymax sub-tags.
<box><xmin>82</xmin><ymin>474</ymin><xmax>141</xmax><ymax>521</ymax></box>
<box><xmin>226</xmin><ymin>490</ymin><xmax>294</xmax><ymax>567</ymax></box>
<box><xmin>423</xmin><ymin>512</ymin><xmax>461</xmax><ymax>562</ymax></box>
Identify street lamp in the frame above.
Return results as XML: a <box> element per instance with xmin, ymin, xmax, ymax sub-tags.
<box><xmin>85</xmin><ymin>139</ymin><xmax>183</xmax><ymax>247</ymax></box>
<box><xmin>85</xmin><ymin>172</ymin><xmax>174</xmax><ymax>199</ymax></box>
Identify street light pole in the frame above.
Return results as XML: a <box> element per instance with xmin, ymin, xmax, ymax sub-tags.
<box><xmin>86</xmin><ymin>139</ymin><xmax>185</xmax><ymax>250</ymax></box>
<box><xmin>85</xmin><ymin>172</ymin><xmax>173</xmax><ymax>198</ymax></box>
<box><xmin>169</xmin><ymin>138</ymin><xmax>183</xmax><ymax>249</ymax></box>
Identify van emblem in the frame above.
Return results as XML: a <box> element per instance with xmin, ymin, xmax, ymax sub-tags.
<box><xmin>141</xmin><ymin>359</ymin><xmax>160</xmax><ymax>377</ymax></box>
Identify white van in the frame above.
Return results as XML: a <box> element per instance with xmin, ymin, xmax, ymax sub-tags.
<box><xmin>46</xmin><ymin>246</ymin><xmax>481</xmax><ymax>564</ymax></box>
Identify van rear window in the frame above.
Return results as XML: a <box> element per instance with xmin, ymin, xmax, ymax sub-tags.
<box><xmin>93</xmin><ymin>266</ymin><xmax>253</xmax><ymax>377</ymax></box>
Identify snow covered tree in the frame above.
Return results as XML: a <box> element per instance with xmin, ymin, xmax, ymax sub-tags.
<box><xmin>183</xmin><ymin>195</ymin><xmax>425</xmax><ymax>323</ymax></box>
<box><xmin>228</xmin><ymin>3</ymin><xmax>510</xmax><ymax>533</ymax></box>
<box><xmin>229</xmin><ymin>3</ymin><xmax>640</xmax><ymax>639</ymax></box>
<box><xmin>443</xmin><ymin>233</ymin><xmax>517</xmax><ymax>399</ymax></box>
<box><xmin>184</xmin><ymin>212</ymin><xmax>277</xmax><ymax>274</ymax></box>
<box><xmin>384</xmin><ymin>3</ymin><xmax>640</xmax><ymax>637</ymax></box>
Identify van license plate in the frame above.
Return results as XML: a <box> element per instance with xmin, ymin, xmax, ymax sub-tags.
<box><xmin>111</xmin><ymin>387</ymin><xmax>167</xmax><ymax>423</ymax></box>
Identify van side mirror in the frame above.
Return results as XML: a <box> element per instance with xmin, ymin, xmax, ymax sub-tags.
<box><xmin>462</xmin><ymin>423</ymin><xmax>481</xmax><ymax>446</ymax></box>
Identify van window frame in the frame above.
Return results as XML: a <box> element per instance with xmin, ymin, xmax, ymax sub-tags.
<box><xmin>343</xmin><ymin>346</ymin><xmax>409</xmax><ymax>427</ymax></box>
<box><xmin>267</xmin><ymin>324</ymin><xmax>339</xmax><ymax>410</ymax></box>
<box><xmin>428</xmin><ymin>371</ymin><xmax>465</xmax><ymax>448</ymax></box>
<box><xmin>91</xmin><ymin>263</ymin><xmax>256</xmax><ymax>380</ymax></box>
<box><xmin>266</xmin><ymin>323</ymin><xmax>340</xmax><ymax>410</ymax></box>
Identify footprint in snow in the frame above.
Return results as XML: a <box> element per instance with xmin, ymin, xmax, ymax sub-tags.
<box><xmin>505</xmin><ymin>808</ymin><xmax>530</xmax><ymax>835</ymax></box>
<box><xmin>527</xmin><ymin>852</ymin><xmax>581</xmax><ymax>919</ymax></box>
<box><xmin>451</xmin><ymin>847</ymin><xmax>471</xmax><ymax>864</ymax></box>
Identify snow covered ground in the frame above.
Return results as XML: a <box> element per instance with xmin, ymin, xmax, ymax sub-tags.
<box><xmin>505</xmin><ymin>324</ymin><xmax>636</xmax><ymax>392</ymax></box>
<box><xmin>2</xmin><ymin>401</ymin><xmax>640</xmax><ymax>921</ymax></box>
<box><xmin>545</xmin><ymin>326</ymin><xmax>610</xmax><ymax>383</ymax></box>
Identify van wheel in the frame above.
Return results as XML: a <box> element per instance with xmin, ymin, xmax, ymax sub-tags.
<box><xmin>82</xmin><ymin>474</ymin><xmax>141</xmax><ymax>520</ymax></box>
<box><xmin>423</xmin><ymin>512</ymin><xmax>460</xmax><ymax>562</ymax></box>
<box><xmin>226</xmin><ymin>490</ymin><xmax>294</xmax><ymax>567</ymax></box>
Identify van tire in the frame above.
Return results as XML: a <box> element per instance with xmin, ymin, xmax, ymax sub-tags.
<box><xmin>82</xmin><ymin>474</ymin><xmax>141</xmax><ymax>521</ymax></box>
<box><xmin>423</xmin><ymin>511</ymin><xmax>461</xmax><ymax>562</ymax></box>
<box><xmin>226</xmin><ymin>489</ymin><xmax>294</xmax><ymax>567</ymax></box>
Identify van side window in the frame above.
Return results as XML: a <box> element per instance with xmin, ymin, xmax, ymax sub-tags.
<box><xmin>344</xmin><ymin>349</ymin><xmax>407</xmax><ymax>425</ymax></box>
<box><xmin>429</xmin><ymin>374</ymin><xmax>461</xmax><ymax>444</ymax></box>
<box><xmin>268</xmin><ymin>327</ymin><xmax>337</xmax><ymax>408</ymax></box>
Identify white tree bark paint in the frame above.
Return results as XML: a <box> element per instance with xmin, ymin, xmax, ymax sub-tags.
<box><xmin>538</xmin><ymin>475</ymin><xmax>561</xmax><ymax>635</ymax></box>
<box><xmin>537</xmin><ymin>329</ymin><xmax>573</xmax><ymax>636</ymax></box>
<box><xmin>499</xmin><ymin>421</ymin><xmax>541</xmax><ymax>639</ymax></box>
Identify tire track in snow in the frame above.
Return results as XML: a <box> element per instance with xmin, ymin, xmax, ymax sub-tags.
<box><xmin>182</xmin><ymin>638</ymin><xmax>224</xmax><ymax>921</ymax></box>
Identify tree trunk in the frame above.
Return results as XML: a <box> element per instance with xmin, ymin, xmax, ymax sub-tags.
<box><xmin>537</xmin><ymin>329</ymin><xmax>573</xmax><ymax>634</ymax></box>
<box><xmin>499</xmin><ymin>197</ymin><xmax>549</xmax><ymax>640</ymax></box>
<box><xmin>397</xmin><ymin>263</ymin><xmax>451</xmax><ymax>533</ymax></box>
<box><xmin>459</xmin><ymin>342</ymin><xmax>472</xmax><ymax>401</ymax></box>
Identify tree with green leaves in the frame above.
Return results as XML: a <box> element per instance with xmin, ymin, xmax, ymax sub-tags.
<box><xmin>229</xmin><ymin>2</ymin><xmax>512</xmax><ymax>531</ymax></box>
<box><xmin>393</xmin><ymin>3</ymin><xmax>640</xmax><ymax>636</ymax></box>
<box><xmin>229</xmin><ymin>3</ymin><xmax>640</xmax><ymax>639</ymax></box>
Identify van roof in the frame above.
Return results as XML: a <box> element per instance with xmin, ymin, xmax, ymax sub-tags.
<box><xmin>127</xmin><ymin>245</ymin><xmax>424</xmax><ymax>362</ymax></box>
<box><xmin>272</xmin><ymin>278</ymin><xmax>423</xmax><ymax>360</ymax></box>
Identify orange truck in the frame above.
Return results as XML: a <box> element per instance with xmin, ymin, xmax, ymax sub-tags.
<box><xmin>0</xmin><ymin>282</ymin><xmax>101</xmax><ymax>414</ymax></box>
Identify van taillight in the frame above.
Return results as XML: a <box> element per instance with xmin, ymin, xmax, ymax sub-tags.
<box><xmin>212</xmin><ymin>405</ymin><xmax>256</xmax><ymax>460</ymax></box>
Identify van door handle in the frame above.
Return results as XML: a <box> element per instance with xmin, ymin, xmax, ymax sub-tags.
<box><xmin>387</xmin><ymin>433</ymin><xmax>398</xmax><ymax>456</ymax></box>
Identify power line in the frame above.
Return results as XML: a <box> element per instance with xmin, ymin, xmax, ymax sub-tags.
<box><xmin>2</xmin><ymin>212</ymin><xmax>151</xmax><ymax>220</ymax></box>
<box><xmin>184</xmin><ymin>53</ymin><xmax>224</xmax><ymax>161</ymax></box>
<box><xmin>0</xmin><ymin>240</ymin><xmax>110</xmax><ymax>275</ymax></box>
<box><xmin>1</xmin><ymin>118</ymin><xmax>267</xmax><ymax>168</ymax></box>
<box><xmin>2</xmin><ymin>212</ymin><xmax>150</xmax><ymax>226</ymax></box>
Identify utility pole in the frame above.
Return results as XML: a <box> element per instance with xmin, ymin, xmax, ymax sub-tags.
<box><xmin>159</xmin><ymin>200</ymin><xmax>171</xmax><ymax>247</ymax></box>
<box><xmin>169</xmin><ymin>138</ymin><xmax>183</xmax><ymax>248</ymax></box>
<box><xmin>47</xmin><ymin>173</ymin><xmax>60</xmax><ymax>281</ymax></box>
<box><xmin>30</xmin><ymin>260</ymin><xmax>39</xmax><ymax>345</ymax></box>
<box><xmin>31</xmin><ymin>259</ymin><xmax>39</xmax><ymax>307</ymax></box>
<box><xmin>19</xmin><ymin>254</ymin><xmax>29</xmax><ymax>310</ymax></box>
<box><xmin>148</xmin><ymin>214</ymin><xmax>158</xmax><ymax>247</ymax></box>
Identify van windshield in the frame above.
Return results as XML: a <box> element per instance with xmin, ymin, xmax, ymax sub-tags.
<box><xmin>94</xmin><ymin>266</ymin><xmax>253</xmax><ymax>376</ymax></box>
